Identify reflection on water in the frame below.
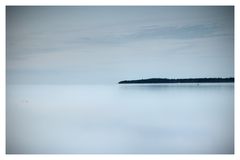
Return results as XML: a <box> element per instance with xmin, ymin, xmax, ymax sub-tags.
<box><xmin>6</xmin><ymin>84</ymin><xmax>234</xmax><ymax>154</ymax></box>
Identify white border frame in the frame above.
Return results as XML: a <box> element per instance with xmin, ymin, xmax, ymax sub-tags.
<box><xmin>0</xmin><ymin>0</ymin><xmax>239</xmax><ymax>160</ymax></box>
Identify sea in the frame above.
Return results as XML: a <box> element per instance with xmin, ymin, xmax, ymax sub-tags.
<box><xmin>6</xmin><ymin>83</ymin><xmax>234</xmax><ymax>154</ymax></box>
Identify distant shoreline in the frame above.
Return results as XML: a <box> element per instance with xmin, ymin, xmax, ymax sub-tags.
<box><xmin>118</xmin><ymin>78</ymin><xmax>234</xmax><ymax>84</ymax></box>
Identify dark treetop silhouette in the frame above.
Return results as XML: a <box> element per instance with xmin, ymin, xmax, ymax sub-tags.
<box><xmin>118</xmin><ymin>78</ymin><xmax>234</xmax><ymax>84</ymax></box>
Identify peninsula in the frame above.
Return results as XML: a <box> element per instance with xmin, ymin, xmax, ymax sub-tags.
<box><xmin>118</xmin><ymin>77</ymin><xmax>234</xmax><ymax>84</ymax></box>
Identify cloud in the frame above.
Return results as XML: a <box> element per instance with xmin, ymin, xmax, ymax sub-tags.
<box><xmin>132</xmin><ymin>24</ymin><xmax>222</xmax><ymax>39</ymax></box>
<box><xmin>64</xmin><ymin>23</ymin><xmax>232</xmax><ymax>48</ymax></box>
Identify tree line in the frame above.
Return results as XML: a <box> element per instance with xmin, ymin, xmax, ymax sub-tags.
<box><xmin>118</xmin><ymin>77</ymin><xmax>234</xmax><ymax>84</ymax></box>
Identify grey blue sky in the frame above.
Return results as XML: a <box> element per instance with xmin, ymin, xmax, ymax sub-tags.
<box><xmin>6</xmin><ymin>6</ymin><xmax>234</xmax><ymax>84</ymax></box>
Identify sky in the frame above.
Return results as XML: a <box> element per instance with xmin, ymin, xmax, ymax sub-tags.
<box><xmin>6</xmin><ymin>6</ymin><xmax>234</xmax><ymax>84</ymax></box>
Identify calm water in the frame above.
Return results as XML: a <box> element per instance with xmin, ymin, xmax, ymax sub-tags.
<box><xmin>6</xmin><ymin>84</ymin><xmax>234</xmax><ymax>154</ymax></box>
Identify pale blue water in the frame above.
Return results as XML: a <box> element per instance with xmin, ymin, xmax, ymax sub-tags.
<box><xmin>6</xmin><ymin>84</ymin><xmax>234</xmax><ymax>154</ymax></box>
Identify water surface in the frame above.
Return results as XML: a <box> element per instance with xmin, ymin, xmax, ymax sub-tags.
<box><xmin>6</xmin><ymin>84</ymin><xmax>234</xmax><ymax>154</ymax></box>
